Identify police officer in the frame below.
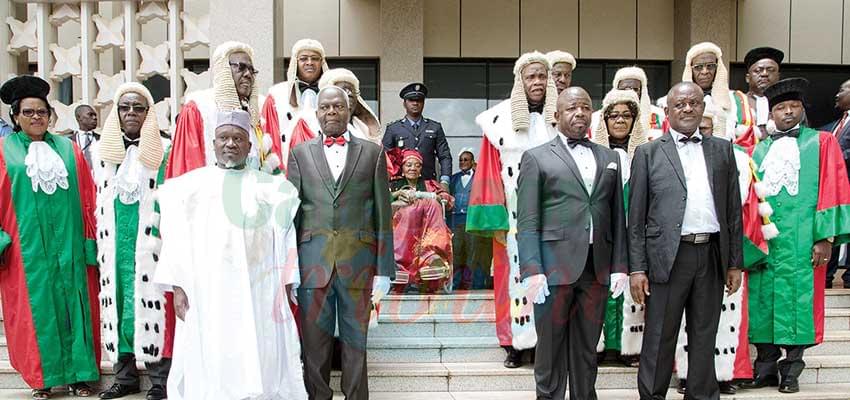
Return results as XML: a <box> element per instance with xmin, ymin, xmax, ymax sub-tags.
<box><xmin>383</xmin><ymin>82</ymin><xmax>452</xmax><ymax>188</ymax></box>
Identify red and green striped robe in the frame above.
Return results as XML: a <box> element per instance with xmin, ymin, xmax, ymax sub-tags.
<box><xmin>749</xmin><ymin>127</ymin><xmax>850</xmax><ymax>345</ymax></box>
<box><xmin>0</xmin><ymin>132</ymin><xmax>101</xmax><ymax>388</ymax></box>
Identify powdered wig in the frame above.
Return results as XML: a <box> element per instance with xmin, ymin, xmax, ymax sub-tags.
<box><xmin>592</xmin><ymin>89</ymin><xmax>647</xmax><ymax>158</ymax></box>
<box><xmin>613</xmin><ymin>67</ymin><xmax>653</xmax><ymax>134</ymax></box>
<box><xmin>682</xmin><ymin>42</ymin><xmax>731</xmax><ymax>136</ymax></box>
<box><xmin>99</xmin><ymin>82</ymin><xmax>163</xmax><ymax>169</ymax></box>
<box><xmin>510</xmin><ymin>51</ymin><xmax>558</xmax><ymax>132</ymax></box>
<box><xmin>211</xmin><ymin>41</ymin><xmax>260</xmax><ymax>127</ymax></box>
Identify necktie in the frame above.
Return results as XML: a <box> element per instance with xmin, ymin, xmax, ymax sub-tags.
<box><xmin>770</xmin><ymin>129</ymin><xmax>800</xmax><ymax>141</ymax></box>
<box><xmin>298</xmin><ymin>81</ymin><xmax>319</xmax><ymax>94</ymax></box>
<box><xmin>324</xmin><ymin>135</ymin><xmax>347</xmax><ymax>147</ymax></box>
<box><xmin>567</xmin><ymin>137</ymin><xmax>591</xmax><ymax>148</ymax></box>
<box><xmin>412</xmin><ymin>121</ymin><xmax>420</xmax><ymax>130</ymax></box>
<box><xmin>678</xmin><ymin>135</ymin><xmax>701</xmax><ymax>144</ymax></box>
<box><xmin>528</xmin><ymin>103</ymin><xmax>544</xmax><ymax>114</ymax></box>
<box><xmin>834</xmin><ymin>114</ymin><xmax>848</xmax><ymax>137</ymax></box>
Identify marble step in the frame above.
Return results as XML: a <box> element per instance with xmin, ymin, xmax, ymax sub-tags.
<box><xmin>807</xmin><ymin>330</ymin><xmax>850</xmax><ymax>356</ymax></box>
<box><xmin>825</xmin><ymin>289</ymin><xmax>850</xmax><ymax>308</ymax></box>
<box><xmin>371</xmin><ymin>313</ymin><xmax>495</xmax><ymax>338</ymax></box>
<box><xmin>380</xmin><ymin>292</ymin><xmax>495</xmax><ymax>316</ymax></box>
<box><xmin>825</xmin><ymin>308</ymin><xmax>850</xmax><ymax>330</ymax></box>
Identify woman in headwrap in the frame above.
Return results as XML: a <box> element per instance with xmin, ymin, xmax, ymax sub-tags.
<box><xmin>0</xmin><ymin>76</ymin><xmax>101</xmax><ymax>399</ymax></box>
<box><xmin>592</xmin><ymin>88</ymin><xmax>647</xmax><ymax>367</ymax></box>
<box><xmin>390</xmin><ymin>149</ymin><xmax>454</xmax><ymax>293</ymax></box>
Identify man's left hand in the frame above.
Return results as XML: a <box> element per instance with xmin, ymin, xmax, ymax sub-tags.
<box><xmin>371</xmin><ymin>276</ymin><xmax>391</xmax><ymax>305</ymax></box>
<box><xmin>812</xmin><ymin>239</ymin><xmax>832</xmax><ymax>267</ymax></box>
<box><xmin>726</xmin><ymin>268</ymin><xmax>742</xmax><ymax>295</ymax></box>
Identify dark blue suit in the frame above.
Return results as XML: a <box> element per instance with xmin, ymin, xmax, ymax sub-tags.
<box><xmin>448</xmin><ymin>169</ymin><xmax>492</xmax><ymax>289</ymax></box>
<box><xmin>827</xmin><ymin>116</ymin><xmax>850</xmax><ymax>287</ymax></box>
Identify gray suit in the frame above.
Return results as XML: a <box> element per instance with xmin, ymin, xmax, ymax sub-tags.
<box><xmin>517</xmin><ymin>137</ymin><xmax>628</xmax><ymax>400</ymax></box>
<box><xmin>629</xmin><ymin>133</ymin><xmax>743</xmax><ymax>400</ymax></box>
<box><xmin>288</xmin><ymin>136</ymin><xmax>394</xmax><ymax>400</ymax></box>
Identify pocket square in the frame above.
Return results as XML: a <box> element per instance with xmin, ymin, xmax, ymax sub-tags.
<box><xmin>606</xmin><ymin>162</ymin><xmax>618</xmax><ymax>170</ymax></box>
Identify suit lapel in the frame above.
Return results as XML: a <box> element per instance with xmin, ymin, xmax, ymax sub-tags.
<box><xmin>335</xmin><ymin>139</ymin><xmax>362</xmax><ymax>198</ymax></box>
<box><xmin>550</xmin><ymin>138</ymin><xmax>589</xmax><ymax>197</ymax></box>
<box><xmin>840</xmin><ymin>118</ymin><xmax>850</xmax><ymax>139</ymax></box>
<box><xmin>308</xmin><ymin>140</ymin><xmax>336</xmax><ymax>197</ymax></box>
<box><xmin>659</xmin><ymin>134</ymin><xmax>687</xmax><ymax>189</ymax></box>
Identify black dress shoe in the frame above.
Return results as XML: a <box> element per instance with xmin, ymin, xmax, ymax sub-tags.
<box><xmin>99</xmin><ymin>383</ymin><xmax>141</xmax><ymax>399</ymax></box>
<box><xmin>503</xmin><ymin>348</ymin><xmax>523</xmax><ymax>368</ymax></box>
<box><xmin>740</xmin><ymin>375</ymin><xmax>779</xmax><ymax>389</ymax></box>
<box><xmin>676</xmin><ymin>379</ymin><xmax>686</xmax><ymax>395</ymax></box>
<box><xmin>719</xmin><ymin>381</ymin><xmax>738</xmax><ymax>395</ymax></box>
<box><xmin>146</xmin><ymin>385</ymin><xmax>167</xmax><ymax>400</ymax></box>
<box><xmin>779</xmin><ymin>378</ymin><xmax>800</xmax><ymax>393</ymax></box>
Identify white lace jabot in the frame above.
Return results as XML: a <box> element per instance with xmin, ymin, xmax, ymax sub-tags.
<box><xmin>24</xmin><ymin>141</ymin><xmax>69</xmax><ymax>195</ymax></box>
<box><xmin>112</xmin><ymin>145</ymin><xmax>144</xmax><ymax>205</ymax></box>
<box><xmin>758</xmin><ymin>136</ymin><xmax>801</xmax><ymax>197</ymax></box>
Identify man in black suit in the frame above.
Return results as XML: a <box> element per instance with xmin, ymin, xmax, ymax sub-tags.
<box><xmin>629</xmin><ymin>82</ymin><xmax>743</xmax><ymax>400</ymax></box>
<box><xmin>827</xmin><ymin>78</ymin><xmax>850</xmax><ymax>288</ymax></box>
<box><xmin>518</xmin><ymin>87</ymin><xmax>629</xmax><ymax>400</ymax></box>
<box><xmin>383</xmin><ymin>83</ymin><xmax>452</xmax><ymax>188</ymax></box>
<box><xmin>288</xmin><ymin>86</ymin><xmax>394</xmax><ymax>400</ymax></box>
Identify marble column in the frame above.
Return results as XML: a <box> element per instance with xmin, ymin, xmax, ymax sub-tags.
<box><xmin>209</xmin><ymin>0</ymin><xmax>275</xmax><ymax>93</ymax></box>
<box><xmin>380</xmin><ymin>0</ymin><xmax>424</xmax><ymax>122</ymax></box>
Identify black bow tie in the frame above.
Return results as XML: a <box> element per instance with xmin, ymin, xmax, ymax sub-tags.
<box><xmin>528</xmin><ymin>103</ymin><xmax>544</xmax><ymax>114</ymax></box>
<box><xmin>567</xmin><ymin>137</ymin><xmax>591</xmax><ymax>148</ymax></box>
<box><xmin>771</xmin><ymin>129</ymin><xmax>800</xmax><ymax>141</ymax></box>
<box><xmin>609</xmin><ymin>140</ymin><xmax>628</xmax><ymax>151</ymax></box>
<box><xmin>678</xmin><ymin>135</ymin><xmax>702</xmax><ymax>144</ymax></box>
<box><xmin>298</xmin><ymin>81</ymin><xmax>319</xmax><ymax>94</ymax></box>
<box><xmin>460</xmin><ymin>170</ymin><xmax>472</xmax><ymax>176</ymax></box>
<box><xmin>123</xmin><ymin>137</ymin><xmax>139</xmax><ymax>149</ymax></box>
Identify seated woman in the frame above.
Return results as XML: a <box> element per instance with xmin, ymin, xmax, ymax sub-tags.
<box><xmin>390</xmin><ymin>149</ymin><xmax>454</xmax><ymax>294</ymax></box>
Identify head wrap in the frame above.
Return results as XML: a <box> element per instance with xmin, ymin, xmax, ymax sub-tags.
<box><xmin>744</xmin><ymin>47</ymin><xmax>784</xmax><ymax>70</ymax></box>
<box><xmin>0</xmin><ymin>75</ymin><xmax>50</xmax><ymax>106</ymax></box>
<box><xmin>545</xmin><ymin>50</ymin><xmax>577</xmax><ymax>70</ymax></box>
<box><xmin>592</xmin><ymin>89</ymin><xmax>646</xmax><ymax>158</ymax></box>
<box><xmin>402</xmin><ymin>149</ymin><xmax>423</xmax><ymax>164</ymax></box>
<box><xmin>319</xmin><ymin>68</ymin><xmax>382</xmax><ymax>140</ymax></box>
<box><xmin>765</xmin><ymin>77</ymin><xmax>809</xmax><ymax>110</ymax></box>
<box><xmin>511</xmin><ymin>51</ymin><xmax>558</xmax><ymax>132</ymax></box>
<box><xmin>216</xmin><ymin>110</ymin><xmax>252</xmax><ymax>135</ymax></box>
<box><xmin>211</xmin><ymin>41</ymin><xmax>260</xmax><ymax>127</ymax></box>
<box><xmin>287</xmin><ymin>38</ymin><xmax>330</xmax><ymax>82</ymax></box>
<box><xmin>682</xmin><ymin>42</ymin><xmax>730</xmax><ymax>135</ymax></box>
<box><xmin>99</xmin><ymin>83</ymin><xmax>163</xmax><ymax>169</ymax></box>
<box><xmin>612</xmin><ymin>67</ymin><xmax>653</xmax><ymax>134</ymax></box>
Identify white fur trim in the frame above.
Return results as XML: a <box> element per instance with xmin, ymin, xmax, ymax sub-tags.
<box><xmin>762</xmin><ymin>223</ymin><xmax>780</xmax><ymax>240</ymax></box>
<box><xmin>95</xmin><ymin>149</ymin><xmax>167</xmax><ymax>363</ymax></box>
<box><xmin>758</xmin><ymin>202</ymin><xmax>774</xmax><ymax>218</ymax></box>
<box><xmin>621</xmin><ymin>292</ymin><xmax>645</xmax><ymax>355</ymax></box>
<box><xmin>264</xmin><ymin>152</ymin><xmax>281</xmax><ymax>171</ymax></box>
<box><xmin>753</xmin><ymin>181</ymin><xmax>769</xmax><ymax>199</ymax></box>
<box><xmin>261</xmin><ymin>132</ymin><xmax>273</xmax><ymax>153</ymax></box>
<box><xmin>674</xmin><ymin>288</ymin><xmax>743</xmax><ymax>381</ymax></box>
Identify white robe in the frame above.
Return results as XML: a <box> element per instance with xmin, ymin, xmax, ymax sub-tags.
<box><xmin>154</xmin><ymin>166</ymin><xmax>307</xmax><ymax>400</ymax></box>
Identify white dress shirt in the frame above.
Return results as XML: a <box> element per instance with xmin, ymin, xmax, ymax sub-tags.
<box><xmin>560</xmin><ymin>135</ymin><xmax>597</xmax><ymax>244</ymax></box>
<box><xmin>460</xmin><ymin>168</ymin><xmax>474</xmax><ymax>187</ymax></box>
<box><xmin>322</xmin><ymin>131</ymin><xmax>350</xmax><ymax>182</ymax></box>
<box><xmin>671</xmin><ymin>129</ymin><xmax>720</xmax><ymax>234</ymax></box>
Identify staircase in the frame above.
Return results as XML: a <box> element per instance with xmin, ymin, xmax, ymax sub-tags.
<box><xmin>1</xmin><ymin>290</ymin><xmax>850</xmax><ymax>398</ymax></box>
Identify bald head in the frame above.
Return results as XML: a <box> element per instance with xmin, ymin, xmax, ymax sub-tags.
<box><xmin>316</xmin><ymin>86</ymin><xmax>351</xmax><ymax>137</ymax></box>
<box><xmin>666</xmin><ymin>82</ymin><xmax>705</xmax><ymax>135</ymax></box>
<box><xmin>555</xmin><ymin>87</ymin><xmax>593</xmax><ymax>139</ymax></box>
<box><xmin>75</xmin><ymin>104</ymin><xmax>97</xmax><ymax>132</ymax></box>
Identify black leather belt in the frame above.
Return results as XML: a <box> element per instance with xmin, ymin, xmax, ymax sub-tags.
<box><xmin>681</xmin><ymin>233</ymin><xmax>713</xmax><ymax>244</ymax></box>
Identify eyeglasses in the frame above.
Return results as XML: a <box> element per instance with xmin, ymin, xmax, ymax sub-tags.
<box><xmin>117</xmin><ymin>104</ymin><xmax>149</xmax><ymax>113</ymax></box>
<box><xmin>229</xmin><ymin>62</ymin><xmax>259</xmax><ymax>76</ymax></box>
<box><xmin>692</xmin><ymin>63</ymin><xmax>718</xmax><ymax>72</ymax></box>
<box><xmin>606</xmin><ymin>112</ymin><xmax>634</xmax><ymax>121</ymax></box>
<box><xmin>20</xmin><ymin>108</ymin><xmax>49</xmax><ymax>118</ymax></box>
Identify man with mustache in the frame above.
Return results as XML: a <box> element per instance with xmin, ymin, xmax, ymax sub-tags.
<box><xmin>155</xmin><ymin>110</ymin><xmax>307</xmax><ymax>399</ymax></box>
<box><xmin>743</xmin><ymin>78</ymin><xmax>850</xmax><ymax>394</ymax></box>
<box><xmin>262</xmin><ymin>38</ymin><xmax>330</xmax><ymax>168</ymax></box>
<box><xmin>467</xmin><ymin>51</ymin><xmax>559</xmax><ymax>368</ymax></box>
<box><xmin>169</xmin><ymin>41</ymin><xmax>280</xmax><ymax>176</ymax></box>
<box><xmin>288</xmin><ymin>86</ymin><xmax>393</xmax><ymax>400</ymax></box>
<box><xmin>518</xmin><ymin>87</ymin><xmax>629</xmax><ymax>399</ymax></box>
<box><xmin>95</xmin><ymin>83</ymin><xmax>171</xmax><ymax>400</ymax></box>
<box><xmin>630</xmin><ymin>82</ymin><xmax>743</xmax><ymax>400</ymax></box>
<box><xmin>732</xmin><ymin>47</ymin><xmax>783</xmax><ymax>140</ymax></box>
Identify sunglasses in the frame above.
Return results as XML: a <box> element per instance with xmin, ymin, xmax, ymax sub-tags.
<box><xmin>20</xmin><ymin>109</ymin><xmax>50</xmax><ymax>118</ymax></box>
<box><xmin>229</xmin><ymin>62</ymin><xmax>259</xmax><ymax>76</ymax></box>
<box><xmin>117</xmin><ymin>104</ymin><xmax>149</xmax><ymax>113</ymax></box>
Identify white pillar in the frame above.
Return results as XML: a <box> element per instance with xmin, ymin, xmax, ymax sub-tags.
<box><xmin>35</xmin><ymin>2</ymin><xmax>56</xmax><ymax>99</ymax></box>
<box><xmin>79</xmin><ymin>1</ymin><xmax>97</xmax><ymax>105</ymax></box>
<box><xmin>168</xmin><ymin>0</ymin><xmax>183</xmax><ymax>126</ymax></box>
<box><xmin>0</xmin><ymin>0</ymin><xmax>15</xmax><ymax>118</ymax></box>
<box><xmin>123</xmin><ymin>0</ymin><xmax>139</xmax><ymax>82</ymax></box>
